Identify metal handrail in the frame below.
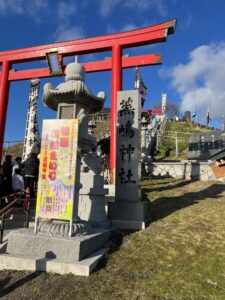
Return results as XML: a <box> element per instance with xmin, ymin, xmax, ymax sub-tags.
<box><xmin>0</xmin><ymin>194</ymin><xmax>20</xmax><ymax>215</ymax></box>
<box><xmin>0</xmin><ymin>193</ymin><xmax>30</xmax><ymax>243</ymax></box>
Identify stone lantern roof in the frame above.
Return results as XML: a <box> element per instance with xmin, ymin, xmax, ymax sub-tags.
<box><xmin>43</xmin><ymin>60</ymin><xmax>105</xmax><ymax>113</ymax></box>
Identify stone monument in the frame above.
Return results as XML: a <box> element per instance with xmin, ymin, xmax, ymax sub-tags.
<box><xmin>0</xmin><ymin>60</ymin><xmax>110</xmax><ymax>276</ymax></box>
<box><xmin>22</xmin><ymin>79</ymin><xmax>41</xmax><ymax>161</ymax></box>
<box><xmin>189</xmin><ymin>132</ymin><xmax>225</xmax><ymax>160</ymax></box>
<box><xmin>184</xmin><ymin>111</ymin><xmax>191</xmax><ymax>123</ymax></box>
<box><xmin>108</xmin><ymin>90</ymin><xmax>149</xmax><ymax>230</ymax></box>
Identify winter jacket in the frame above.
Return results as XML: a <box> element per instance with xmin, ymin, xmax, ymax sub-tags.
<box><xmin>24</xmin><ymin>158</ymin><xmax>39</xmax><ymax>177</ymax></box>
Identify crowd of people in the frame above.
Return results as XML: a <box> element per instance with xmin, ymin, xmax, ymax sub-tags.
<box><xmin>0</xmin><ymin>153</ymin><xmax>39</xmax><ymax>200</ymax></box>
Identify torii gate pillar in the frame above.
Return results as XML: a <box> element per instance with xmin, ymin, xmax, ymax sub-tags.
<box><xmin>0</xmin><ymin>61</ymin><xmax>10</xmax><ymax>154</ymax></box>
<box><xmin>110</xmin><ymin>45</ymin><xmax>122</xmax><ymax>182</ymax></box>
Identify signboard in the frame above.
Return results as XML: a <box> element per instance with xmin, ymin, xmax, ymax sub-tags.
<box><xmin>46</xmin><ymin>51</ymin><xmax>63</xmax><ymax>75</ymax></box>
<box><xmin>210</xmin><ymin>163</ymin><xmax>225</xmax><ymax>179</ymax></box>
<box><xmin>36</xmin><ymin>119</ymin><xmax>78</xmax><ymax>220</ymax></box>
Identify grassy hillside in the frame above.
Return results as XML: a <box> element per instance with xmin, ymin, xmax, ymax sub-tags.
<box><xmin>3</xmin><ymin>143</ymin><xmax>23</xmax><ymax>160</ymax></box>
<box><xmin>1</xmin><ymin>178</ymin><xmax>225</xmax><ymax>299</ymax></box>
<box><xmin>3</xmin><ymin>121</ymin><xmax>211</xmax><ymax>161</ymax></box>
<box><xmin>154</xmin><ymin>121</ymin><xmax>212</xmax><ymax>161</ymax></box>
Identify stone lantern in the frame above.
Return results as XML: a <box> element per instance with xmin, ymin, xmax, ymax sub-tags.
<box><xmin>38</xmin><ymin>59</ymin><xmax>110</xmax><ymax>235</ymax></box>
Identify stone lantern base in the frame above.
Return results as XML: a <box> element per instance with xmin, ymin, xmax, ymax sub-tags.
<box><xmin>78</xmin><ymin>172</ymin><xmax>111</xmax><ymax>229</ymax></box>
<box><xmin>0</xmin><ymin>226</ymin><xmax>110</xmax><ymax>276</ymax></box>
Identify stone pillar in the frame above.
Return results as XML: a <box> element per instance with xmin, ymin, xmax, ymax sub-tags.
<box><xmin>108</xmin><ymin>90</ymin><xmax>149</xmax><ymax>230</ymax></box>
<box><xmin>78</xmin><ymin>171</ymin><xmax>110</xmax><ymax>228</ymax></box>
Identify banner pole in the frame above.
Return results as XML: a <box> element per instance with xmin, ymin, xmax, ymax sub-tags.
<box><xmin>34</xmin><ymin>217</ymin><xmax>39</xmax><ymax>233</ymax></box>
<box><xmin>69</xmin><ymin>219</ymin><xmax>73</xmax><ymax>237</ymax></box>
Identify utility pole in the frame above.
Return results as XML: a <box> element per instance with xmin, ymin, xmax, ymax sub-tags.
<box><xmin>175</xmin><ymin>131</ymin><xmax>178</xmax><ymax>156</ymax></box>
<box><xmin>222</xmin><ymin>113</ymin><xmax>225</xmax><ymax>132</ymax></box>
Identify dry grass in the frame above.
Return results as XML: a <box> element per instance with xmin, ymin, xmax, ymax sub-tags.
<box><xmin>155</xmin><ymin>122</ymin><xmax>212</xmax><ymax>161</ymax></box>
<box><xmin>3</xmin><ymin>143</ymin><xmax>23</xmax><ymax>160</ymax></box>
<box><xmin>1</xmin><ymin>178</ymin><xmax>225</xmax><ymax>299</ymax></box>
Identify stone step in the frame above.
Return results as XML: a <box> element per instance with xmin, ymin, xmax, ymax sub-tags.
<box><xmin>0</xmin><ymin>247</ymin><xmax>109</xmax><ymax>276</ymax></box>
<box><xmin>14</xmin><ymin>207</ymin><xmax>35</xmax><ymax>219</ymax></box>
<box><xmin>12</xmin><ymin>211</ymin><xmax>28</xmax><ymax>222</ymax></box>
<box><xmin>3</xmin><ymin>219</ymin><xmax>27</xmax><ymax>230</ymax></box>
<box><xmin>1</xmin><ymin>207</ymin><xmax>35</xmax><ymax>244</ymax></box>
<box><xmin>1</xmin><ymin>222</ymin><xmax>35</xmax><ymax>244</ymax></box>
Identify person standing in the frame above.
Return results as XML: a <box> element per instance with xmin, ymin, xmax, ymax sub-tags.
<box><xmin>2</xmin><ymin>155</ymin><xmax>13</xmax><ymax>194</ymax></box>
<box><xmin>24</xmin><ymin>153</ymin><xmax>39</xmax><ymax>198</ymax></box>
<box><xmin>0</xmin><ymin>165</ymin><xmax>6</xmax><ymax>200</ymax></box>
<box><xmin>12</xmin><ymin>156</ymin><xmax>22</xmax><ymax>175</ymax></box>
<box><xmin>12</xmin><ymin>168</ymin><xmax>24</xmax><ymax>193</ymax></box>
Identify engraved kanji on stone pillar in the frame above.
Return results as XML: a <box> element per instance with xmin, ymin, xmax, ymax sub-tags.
<box><xmin>116</xmin><ymin>90</ymin><xmax>141</xmax><ymax>201</ymax></box>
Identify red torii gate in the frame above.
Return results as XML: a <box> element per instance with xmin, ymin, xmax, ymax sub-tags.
<box><xmin>0</xmin><ymin>18</ymin><xmax>176</xmax><ymax>181</ymax></box>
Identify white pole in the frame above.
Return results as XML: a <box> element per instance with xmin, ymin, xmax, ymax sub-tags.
<box><xmin>175</xmin><ymin>132</ymin><xmax>178</xmax><ymax>156</ymax></box>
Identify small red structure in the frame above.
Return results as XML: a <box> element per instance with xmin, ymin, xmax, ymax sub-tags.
<box><xmin>210</xmin><ymin>149</ymin><xmax>225</xmax><ymax>179</ymax></box>
<box><xmin>142</xmin><ymin>109</ymin><xmax>162</xmax><ymax>117</ymax></box>
<box><xmin>0</xmin><ymin>19</ymin><xmax>176</xmax><ymax>182</ymax></box>
<box><xmin>23</xmin><ymin>187</ymin><xmax>30</xmax><ymax>210</ymax></box>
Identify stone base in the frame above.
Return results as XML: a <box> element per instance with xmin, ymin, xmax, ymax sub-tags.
<box><xmin>111</xmin><ymin>220</ymin><xmax>146</xmax><ymax>230</ymax></box>
<box><xmin>6</xmin><ymin>228</ymin><xmax>110</xmax><ymax>263</ymax></box>
<box><xmin>0</xmin><ymin>248</ymin><xmax>109</xmax><ymax>276</ymax></box>
<box><xmin>90</xmin><ymin>219</ymin><xmax>111</xmax><ymax>229</ymax></box>
<box><xmin>108</xmin><ymin>201</ymin><xmax>149</xmax><ymax>230</ymax></box>
<box><xmin>104</xmin><ymin>184</ymin><xmax>115</xmax><ymax>202</ymax></box>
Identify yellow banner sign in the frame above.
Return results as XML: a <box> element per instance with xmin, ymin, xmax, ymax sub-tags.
<box><xmin>36</xmin><ymin>119</ymin><xmax>78</xmax><ymax>220</ymax></box>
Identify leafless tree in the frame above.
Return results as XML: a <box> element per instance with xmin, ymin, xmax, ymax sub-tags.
<box><xmin>153</xmin><ymin>101</ymin><xmax>180</xmax><ymax>119</ymax></box>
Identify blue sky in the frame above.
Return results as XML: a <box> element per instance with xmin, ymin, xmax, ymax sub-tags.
<box><xmin>1</xmin><ymin>0</ymin><xmax>225</xmax><ymax>142</ymax></box>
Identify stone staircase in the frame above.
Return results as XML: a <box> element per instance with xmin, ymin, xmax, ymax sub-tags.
<box><xmin>141</xmin><ymin>115</ymin><xmax>167</xmax><ymax>158</ymax></box>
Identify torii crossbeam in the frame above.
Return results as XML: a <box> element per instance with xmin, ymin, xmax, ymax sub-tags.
<box><xmin>0</xmin><ymin>18</ymin><xmax>176</xmax><ymax>181</ymax></box>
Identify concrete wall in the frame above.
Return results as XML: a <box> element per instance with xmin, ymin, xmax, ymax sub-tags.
<box><xmin>144</xmin><ymin>160</ymin><xmax>225</xmax><ymax>182</ymax></box>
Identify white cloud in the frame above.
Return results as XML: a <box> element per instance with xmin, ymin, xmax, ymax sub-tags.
<box><xmin>182</xmin><ymin>14</ymin><xmax>193</xmax><ymax>29</ymax></box>
<box><xmin>161</xmin><ymin>43</ymin><xmax>225</xmax><ymax>121</ymax></box>
<box><xmin>0</xmin><ymin>0</ymin><xmax>85</xmax><ymax>43</ymax></box>
<box><xmin>0</xmin><ymin>0</ymin><xmax>23</xmax><ymax>14</ymax></box>
<box><xmin>125</xmin><ymin>0</ymin><xmax>150</xmax><ymax>10</ymax></box>
<box><xmin>57</xmin><ymin>1</ymin><xmax>77</xmax><ymax>23</ymax></box>
<box><xmin>153</xmin><ymin>0</ymin><xmax>168</xmax><ymax>17</ymax></box>
<box><xmin>0</xmin><ymin>0</ymin><xmax>77</xmax><ymax>25</ymax></box>
<box><xmin>106</xmin><ymin>24</ymin><xmax>116</xmax><ymax>34</ymax></box>
<box><xmin>120</xmin><ymin>23</ymin><xmax>137</xmax><ymax>32</ymax></box>
<box><xmin>99</xmin><ymin>0</ymin><xmax>121</xmax><ymax>17</ymax></box>
<box><xmin>53</xmin><ymin>24</ymin><xmax>84</xmax><ymax>42</ymax></box>
<box><xmin>99</xmin><ymin>0</ymin><xmax>167</xmax><ymax>17</ymax></box>
<box><xmin>107</xmin><ymin>22</ymin><xmax>137</xmax><ymax>34</ymax></box>
<box><xmin>52</xmin><ymin>1</ymin><xmax>79</xmax><ymax>41</ymax></box>
<box><xmin>0</xmin><ymin>0</ymin><xmax>47</xmax><ymax>18</ymax></box>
